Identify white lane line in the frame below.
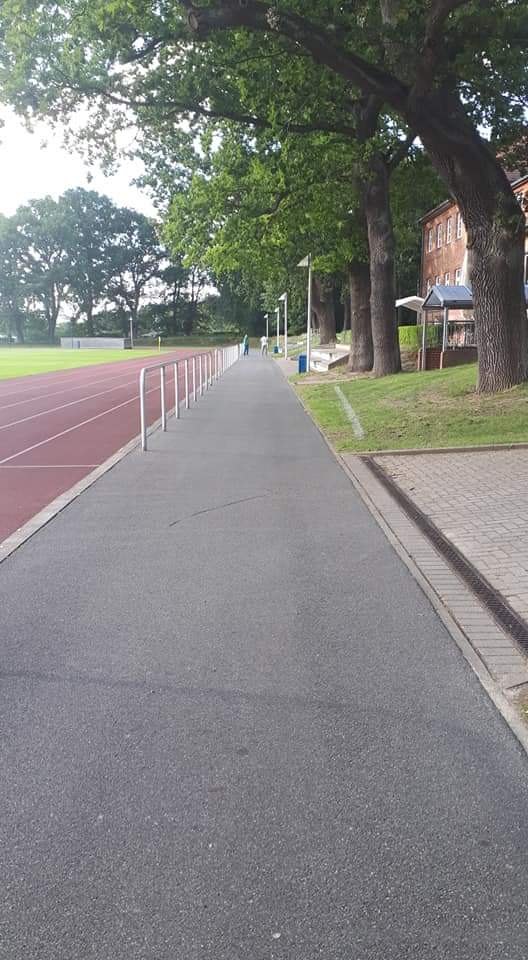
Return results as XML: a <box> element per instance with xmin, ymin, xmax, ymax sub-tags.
<box><xmin>0</xmin><ymin>374</ymin><xmax>154</xmax><ymax>431</ymax></box>
<box><xmin>0</xmin><ymin>366</ymin><xmax>148</xmax><ymax>412</ymax></box>
<box><xmin>0</xmin><ymin>464</ymin><xmax>99</xmax><ymax>469</ymax></box>
<box><xmin>0</xmin><ymin>382</ymin><xmax>163</xmax><ymax>466</ymax></box>
<box><xmin>334</xmin><ymin>385</ymin><xmax>365</xmax><ymax>439</ymax></box>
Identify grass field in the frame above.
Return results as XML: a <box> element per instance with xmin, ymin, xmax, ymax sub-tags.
<box><xmin>0</xmin><ymin>346</ymin><xmax>175</xmax><ymax>381</ymax></box>
<box><xmin>296</xmin><ymin>363</ymin><xmax>528</xmax><ymax>452</ymax></box>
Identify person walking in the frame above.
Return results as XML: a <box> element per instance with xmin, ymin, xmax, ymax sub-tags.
<box><xmin>260</xmin><ymin>334</ymin><xmax>268</xmax><ymax>356</ymax></box>
<box><xmin>243</xmin><ymin>334</ymin><xmax>249</xmax><ymax>356</ymax></box>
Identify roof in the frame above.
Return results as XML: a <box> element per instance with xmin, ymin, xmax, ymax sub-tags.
<box><xmin>395</xmin><ymin>295</ymin><xmax>425</xmax><ymax>312</ymax></box>
<box><xmin>422</xmin><ymin>285</ymin><xmax>473</xmax><ymax>310</ymax></box>
<box><xmin>420</xmin><ymin>173</ymin><xmax>528</xmax><ymax>224</ymax></box>
<box><xmin>423</xmin><ymin>284</ymin><xmax>528</xmax><ymax>311</ymax></box>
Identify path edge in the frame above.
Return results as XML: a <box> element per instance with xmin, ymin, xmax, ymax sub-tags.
<box><xmin>273</xmin><ymin>363</ymin><xmax>528</xmax><ymax>758</ymax></box>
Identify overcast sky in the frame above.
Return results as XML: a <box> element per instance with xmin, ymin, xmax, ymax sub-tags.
<box><xmin>0</xmin><ymin>107</ymin><xmax>156</xmax><ymax>217</ymax></box>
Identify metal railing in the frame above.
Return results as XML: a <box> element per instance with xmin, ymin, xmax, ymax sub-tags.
<box><xmin>139</xmin><ymin>343</ymin><xmax>241</xmax><ymax>451</ymax></box>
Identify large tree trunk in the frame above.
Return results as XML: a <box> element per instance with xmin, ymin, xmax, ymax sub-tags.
<box><xmin>409</xmin><ymin>92</ymin><xmax>527</xmax><ymax>392</ymax></box>
<box><xmin>13</xmin><ymin>308</ymin><xmax>25</xmax><ymax>343</ymax></box>
<box><xmin>85</xmin><ymin>303</ymin><xmax>94</xmax><ymax>336</ymax></box>
<box><xmin>348</xmin><ymin>258</ymin><xmax>373</xmax><ymax>372</ymax></box>
<box><xmin>311</xmin><ymin>275</ymin><xmax>336</xmax><ymax>344</ymax></box>
<box><xmin>342</xmin><ymin>291</ymin><xmax>350</xmax><ymax>333</ymax></box>
<box><xmin>364</xmin><ymin>154</ymin><xmax>401</xmax><ymax>376</ymax></box>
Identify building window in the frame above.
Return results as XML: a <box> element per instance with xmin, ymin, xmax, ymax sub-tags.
<box><xmin>446</xmin><ymin>217</ymin><xmax>453</xmax><ymax>243</ymax></box>
<box><xmin>456</xmin><ymin>212</ymin><xmax>463</xmax><ymax>239</ymax></box>
<box><xmin>436</xmin><ymin>223</ymin><xmax>443</xmax><ymax>248</ymax></box>
<box><xmin>426</xmin><ymin>278</ymin><xmax>432</xmax><ymax>293</ymax></box>
<box><xmin>428</xmin><ymin>228</ymin><xmax>433</xmax><ymax>252</ymax></box>
<box><xmin>455</xmin><ymin>267</ymin><xmax>462</xmax><ymax>284</ymax></box>
<box><xmin>524</xmin><ymin>253</ymin><xmax>528</xmax><ymax>283</ymax></box>
<box><xmin>436</xmin><ymin>275</ymin><xmax>442</xmax><ymax>285</ymax></box>
<box><xmin>444</xmin><ymin>272</ymin><xmax>450</xmax><ymax>285</ymax></box>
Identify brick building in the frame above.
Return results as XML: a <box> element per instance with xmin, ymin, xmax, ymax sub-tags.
<box><xmin>420</xmin><ymin>174</ymin><xmax>528</xmax><ymax>297</ymax></box>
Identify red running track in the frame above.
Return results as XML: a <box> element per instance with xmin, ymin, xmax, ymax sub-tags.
<box><xmin>0</xmin><ymin>350</ymin><xmax>214</xmax><ymax>544</ymax></box>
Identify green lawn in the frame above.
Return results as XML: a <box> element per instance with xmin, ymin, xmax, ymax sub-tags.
<box><xmin>296</xmin><ymin>363</ymin><xmax>528</xmax><ymax>452</ymax></box>
<box><xmin>0</xmin><ymin>346</ymin><xmax>174</xmax><ymax>381</ymax></box>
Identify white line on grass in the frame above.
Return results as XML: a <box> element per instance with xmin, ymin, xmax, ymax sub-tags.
<box><xmin>334</xmin><ymin>385</ymin><xmax>365</xmax><ymax>439</ymax></box>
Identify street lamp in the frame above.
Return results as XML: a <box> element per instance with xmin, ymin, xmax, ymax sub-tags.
<box><xmin>278</xmin><ymin>291</ymin><xmax>288</xmax><ymax>359</ymax></box>
<box><xmin>297</xmin><ymin>254</ymin><xmax>312</xmax><ymax>373</ymax></box>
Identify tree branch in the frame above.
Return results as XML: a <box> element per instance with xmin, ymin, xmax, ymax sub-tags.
<box><xmin>181</xmin><ymin>1</ymin><xmax>409</xmax><ymax>111</ymax></box>
<box><xmin>412</xmin><ymin>0</ymin><xmax>469</xmax><ymax>96</ymax></box>
<box><xmin>387</xmin><ymin>130</ymin><xmax>415</xmax><ymax>171</ymax></box>
<box><xmin>65</xmin><ymin>73</ymin><xmax>359</xmax><ymax>139</ymax></box>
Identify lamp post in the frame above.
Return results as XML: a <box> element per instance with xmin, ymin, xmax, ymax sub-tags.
<box><xmin>275</xmin><ymin>306</ymin><xmax>280</xmax><ymax>353</ymax></box>
<box><xmin>264</xmin><ymin>313</ymin><xmax>269</xmax><ymax>341</ymax></box>
<box><xmin>297</xmin><ymin>254</ymin><xmax>312</xmax><ymax>373</ymax></box>
<box><xmin>278</xmin><ymin>291</ymin><xmax>288</xmax><ymax>359</ymax></box>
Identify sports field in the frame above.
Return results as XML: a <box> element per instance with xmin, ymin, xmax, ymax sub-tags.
<box><xmin>0</xmin><ymin>346</ymin><xmax>170</xmax><ymax>381</ymax></box>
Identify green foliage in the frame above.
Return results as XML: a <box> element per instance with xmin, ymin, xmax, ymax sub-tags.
<box><xmin>0</xmin><ymin>188</ymin><xmax>208</xmax><ymax>342</ymax></box>
<box><xmin>398</xmin><ymin>325</ymin><xmax>438</xmax><ymax>349</ymax></box>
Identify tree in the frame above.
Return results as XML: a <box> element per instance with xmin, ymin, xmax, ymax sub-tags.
<box><xmin>60</xmin><ymin>189</ymin><xmax>122</xmax><ymax>335</ymax></box>
<box><xmin>107</xmin><ymin>209</ymin><xmax>165</xmax><ymax>333</ymax></box>
<box><xmin>0</xmin><ymin>214</ymin><xmax>33</xmax><ymax>342</ymax></box>
<box><xmin>14</xmin><ymin>197</ymin><xmax>69</xmax><ymax>342</ymax></box>
<box><xmin>179</xmin><ymin>1</ymin><xmax>528</xmax><ymax>391</ymax></box>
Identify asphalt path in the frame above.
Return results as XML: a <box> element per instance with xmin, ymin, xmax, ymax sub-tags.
<box><xmin>0</xmin><ymin>350</ymin><xmax>209</xmax><ymax>542</ymax></box>
<box><xmin>1</xmin><ymin>354</ymin><xmax>528</xmax><ymax>959</ymax></box>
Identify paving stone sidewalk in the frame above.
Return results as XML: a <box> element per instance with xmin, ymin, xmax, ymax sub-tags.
<box><xmin>378</xmin><ymin>449</ymin><xmax>528</xmax><ymax>626</ymax></box>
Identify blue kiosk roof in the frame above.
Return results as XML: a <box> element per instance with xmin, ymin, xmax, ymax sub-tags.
<box><xmin>422</xmin><ymin>285</ymin><xmax>473</xmax><ymax>310</ymax></box>
<box><xmin>423</xmin><ymin>284</ymin><xmax>528</xmax><ymax>311</ymax></box>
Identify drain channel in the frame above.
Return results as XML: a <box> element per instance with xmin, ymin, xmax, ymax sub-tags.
<box><xmin>363</xmin><ymin>456</ymin><xmax>528</xmax><ymax>653</ymax></box>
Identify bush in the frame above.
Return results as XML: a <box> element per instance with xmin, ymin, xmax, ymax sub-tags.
<box><xmin>399</xmin><ymin>324</ymin><xmax>437</xmax><ymax>349</ymax></box>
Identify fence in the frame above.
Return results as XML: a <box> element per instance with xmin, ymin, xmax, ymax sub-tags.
<box><xmin>139</xmin><ymin>344</ymin><xmax>241</xmax><ymax>451</ymax></box>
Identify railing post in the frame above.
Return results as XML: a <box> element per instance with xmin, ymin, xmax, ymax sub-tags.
<box><xmin>185</xmin><ymin>357</ymin><xmax>190</xmax><ymax>409</ymax></box>
<box><xmin>140</xmin><ymin>367</ymin><xmax>148</xmax><ymax>451</ymax></box>
<box><xmin>174</xmin><ymin>362</ymin><xmax>180</xmax><ymax>419</ymax></box>
<box><xmin>160</xmin><ymin>365</ymin><xmax>167</xmax><ymax>431</ymax></box>
<box><xmin>208</xmin><ymin>352</ymin><xmax>212</xmax><ymax>386</ymax></box>
<box><xmin>192</xmin><ymin>355</ymin><xmax>197</xmax><ymax>402</ymax></box>
<box><xmin>200</xmin><ymin>354</ymin><xmax>205</xmax><ymax>395</ymax></box>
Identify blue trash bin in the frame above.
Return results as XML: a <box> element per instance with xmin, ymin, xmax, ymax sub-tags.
<box><xmin>273</xmin><ymin>345</ymin><xmax>279</xmax><ymax>354</ymax></box>
<box><xmin>298</xmin><ymin>353</ymin><xmax>307</xmax><ymax>374</ymax></box>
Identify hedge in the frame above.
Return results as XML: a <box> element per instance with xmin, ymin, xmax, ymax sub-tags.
<box><xmin>398</xmin><ymin>325</ymin><xmax>438</xmax><ymax>349</ymax></box>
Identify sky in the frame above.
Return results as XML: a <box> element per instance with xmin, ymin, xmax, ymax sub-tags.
<box><xmin>0</xmin><ymin>107</ymin><xmax>156</xmax><ymax>217</ymax></box>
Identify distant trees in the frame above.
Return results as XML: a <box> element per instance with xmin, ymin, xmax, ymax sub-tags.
<box><xmin>0</xmin><ymin>188</ymin><xmax>213</xmax><ymax>343</ymax></box>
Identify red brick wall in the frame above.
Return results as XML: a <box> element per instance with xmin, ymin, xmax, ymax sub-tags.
<box><xmin>421</xmin><ymin>203</ymin><xmax>466</xmax><ymax>297</ymax></box>
<box><xmin>417</xmin><ymin>346</ymin><xmax>478</xmax><ymax>371</ymax></box>
<box><xmin>441</xmin><ymin>347</ymin><xmax>478</xmax><ymax>368</ymax></box>
<box><xmin>420</xmin><ymin>177</ymin><xmax>528</xmax><ymax>298</ymax></box>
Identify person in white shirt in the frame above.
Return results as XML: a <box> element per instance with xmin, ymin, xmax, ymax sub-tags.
<box><xmin>260</xmin><ymin>335</ymin><xmax>268</xmax><ymax>356</ymax></box>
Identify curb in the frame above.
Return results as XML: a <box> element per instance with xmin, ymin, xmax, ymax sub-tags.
<box><xmin>277</xmin><ymin>366</ymin><xmax>528</xmax><ymax>758</ymax></box>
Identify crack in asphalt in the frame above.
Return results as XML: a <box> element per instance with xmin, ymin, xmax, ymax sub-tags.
<box><xmin>169</xmin><ymin>493</ymin><xmax>269</xmax><ymax>527</ymax></box>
